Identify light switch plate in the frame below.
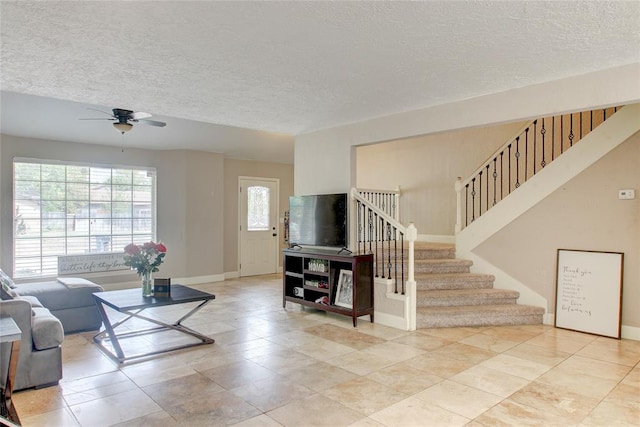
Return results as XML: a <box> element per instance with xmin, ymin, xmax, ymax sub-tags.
<box><xmin>618</xmin><ymin>189</ymin><xmax>635</xmax><ymax>200</ymax></box>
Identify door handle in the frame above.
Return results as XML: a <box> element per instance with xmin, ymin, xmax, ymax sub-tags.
<box><xmin>272</xmin><ymin>233</ymin><xmax>278</xmax><ymax>237</ymax></box>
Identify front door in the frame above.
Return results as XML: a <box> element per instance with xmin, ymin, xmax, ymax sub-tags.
<box><xmin>239</xmin><ymin>177</ymin><xmax>279</xmax><ymax>276</ymax></box>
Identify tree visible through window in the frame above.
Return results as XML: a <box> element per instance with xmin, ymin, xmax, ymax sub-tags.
<box><xmin>247</xmin><ymin>185</ymin><xmax>270</xmax><ymax>231</ymax></box>
<box><xmin>13</xmin><ymin>159</ymin><xmax>156</xmax><ymax>278</ymax></box>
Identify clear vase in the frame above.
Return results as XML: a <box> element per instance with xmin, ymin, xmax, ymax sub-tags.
<box><xmin>141</xmin><ymin>271</ymin><xmax>153</xmax><ymax>297</ymax></box>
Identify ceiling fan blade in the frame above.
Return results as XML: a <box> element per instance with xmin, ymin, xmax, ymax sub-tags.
<box><xmin>87</xmin><ymin>107</ymin><xmax>115</xmax><ymax>118</ymax></box>
<box><xmin>139</xmin><ymin>119</ymin><xmax>166</xmax><ymax>127</ymax></box>
<box><xmin>130</xmin><ymin>111</ymin><xmax>152</xmax><ymax>120</ymax></box>
<box><xmin>79</xmin><ymin>107</ymin><xmax>166</xmax><ymax>131</ymax></box>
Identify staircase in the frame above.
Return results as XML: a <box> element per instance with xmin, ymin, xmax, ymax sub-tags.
<box><xmin>353</xmin><ymin>104</ymin><xmax>637</xmax><ymax>331</ymax></box>
<box><xmin>411</xmin><ymin>242</ymin><xmax>544</xmax><ymax>328</ymax></box>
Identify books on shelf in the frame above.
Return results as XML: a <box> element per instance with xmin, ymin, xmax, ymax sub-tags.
<box><xmin>304</xmin><ymin>280</ymin><xmax>328</xmax><ymax>289</ymax></box>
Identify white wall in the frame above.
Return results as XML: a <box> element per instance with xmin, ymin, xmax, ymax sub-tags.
<box><xmin>295</xmin><ymin>63</ymin><xmax>640</xmax><ymax>195</ymax></box>
<box><xmin>294</xmin><ymin>134</ymin><xmax>354</xmax><ymax>195</ymax></box>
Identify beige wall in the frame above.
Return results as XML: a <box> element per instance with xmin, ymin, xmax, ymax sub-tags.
<box><xmin>223</xmin><ymin>159</ymin><xmax>294</xmax><ymax>274</ymax></box>
<box><xmin>475</xmin><ymin>133</ymin><xmax>640</xmax><ymax>327</ymax></box>
<box><xmin>357</xmin><ymin>121</ymin><xmax>526</xmax><ymax>236</ymax></box>
<box><xmin>294</xmin><ymin>133</ymin><xmax>353</xmax><ymax>196</ymax></box>
<box><xmin>1</xmin><ymin>134</ymin><xmax>279</xmax><ymax>286</ymax></box>
<box><xmin>184</xmin><ymin>150</ymin><xmax>225</xmax><ymax>276</ymax></box>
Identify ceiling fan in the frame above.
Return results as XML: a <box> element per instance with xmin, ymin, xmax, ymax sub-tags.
<box><xmin>81</xmin><ymin>108</ymin><xmax>167</xmax><ymax>134</ymax></box>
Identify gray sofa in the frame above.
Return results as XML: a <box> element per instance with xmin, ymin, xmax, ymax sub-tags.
<box><xmin>0</xmin><ymin>297</ymin><xmax>64</xmax><ymax>390</ymax></box>
<box><xmin>12</xmin><ymin>280</ymin><xmax>104</xmax><ymax>334</ymax></box>
<box><xmin>1</xmin><ymin>270</ymin><xmax>104</xmax><ymax>390</ymax></box>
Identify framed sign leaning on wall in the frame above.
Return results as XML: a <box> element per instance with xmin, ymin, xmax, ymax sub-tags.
<box><xmin>555</xmin><ymin>249</ymin><xmax>623</xmax><ymax>339</ymax></box>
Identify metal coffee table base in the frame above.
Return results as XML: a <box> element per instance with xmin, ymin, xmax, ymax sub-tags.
<box><xmin>94</xmin><ymin>299</ymin><xmax>214</xmax><ymax>363</ymax></box>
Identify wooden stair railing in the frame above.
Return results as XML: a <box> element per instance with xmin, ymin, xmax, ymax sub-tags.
<box><xmin>351</xmin><ymin>188</ymin><xmax>418</xmax><ymax>330</ymax></box>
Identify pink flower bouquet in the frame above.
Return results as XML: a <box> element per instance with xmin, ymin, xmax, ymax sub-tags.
<box><xmin>123</xmin><ymin>241</ymin><xmax>167</xmax><ymax>276</ymax></box>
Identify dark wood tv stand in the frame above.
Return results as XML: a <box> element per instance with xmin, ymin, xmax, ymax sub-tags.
<box><xmin>282</xmin><ymin>248</ymin><xmax>374</xmax><ymax>327</ymax></box>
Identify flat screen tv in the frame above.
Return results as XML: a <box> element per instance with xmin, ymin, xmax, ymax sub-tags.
<box><xmin>288</xmin><ymin>193</ymin><xmax>348</xmax><ymax>248</ymax></box>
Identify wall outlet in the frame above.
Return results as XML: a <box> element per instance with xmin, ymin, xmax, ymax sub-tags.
<box><xmin>618</xmin><ymin>189</ymin><xmax>635</xmax><ymax>200</ymax></box>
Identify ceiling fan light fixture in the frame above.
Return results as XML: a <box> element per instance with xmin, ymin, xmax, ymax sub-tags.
<box><xmin>113</xmin><ymin>122</ymin><xmax>133</xmax><ymax>133</ymax></box>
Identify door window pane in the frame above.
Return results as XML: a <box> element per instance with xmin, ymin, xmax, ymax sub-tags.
<box><xmin>247</xmin><ymin>186</ymin><xmax>270</xmax><ymax>231</ymax></box>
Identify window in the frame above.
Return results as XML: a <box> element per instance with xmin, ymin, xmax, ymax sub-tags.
<box><xmin>13</xmin><ymin>159</ymin><xmax>156</xmax><ymax>278</ymax></box>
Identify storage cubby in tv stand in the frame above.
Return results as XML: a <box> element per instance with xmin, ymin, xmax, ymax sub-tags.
<box><xmin>282</xmin><ymin>248</ymin><xmax>374</xmax><ymax>327</ymax></box>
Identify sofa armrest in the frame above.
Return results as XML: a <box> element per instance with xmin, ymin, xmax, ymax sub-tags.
<box><xmin>0</xmin><ymin>299</ymin><xmax>33</xmax><ymax>348</ymax></box>
<box><xmin>31</xmin><ymin>307</ymin><xmax>64</xmax><ymax>350</ymax></box>
<box><xmin>1</xmin><ymin>299</ymin><xmax>64</xmax><ymax>351</ymax></box>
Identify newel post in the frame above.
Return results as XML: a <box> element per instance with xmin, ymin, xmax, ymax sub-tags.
<box><xmin>394</xmin><ymin>185</ymin><xmax>401</xmax><ymax>222</ymax></box>
<box><xmin>455</xmin><ymin>177</ymin><xmax>463</xmax><ymax>233</ymax></box>
<box><xmin>406</xmin><ymin>223</ymin><xmax>417</xmax><ymax>331</ymax></box>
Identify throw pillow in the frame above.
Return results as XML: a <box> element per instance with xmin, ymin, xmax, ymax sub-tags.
<box><xmin>0</xmin><ymin>268</ymin><xmax>17</xmax><ymax>288</ymax></box>
<box><xmin>0</xmin><ymin>281</ymin><xmax>16</xmax><ymax>300</ymax></box>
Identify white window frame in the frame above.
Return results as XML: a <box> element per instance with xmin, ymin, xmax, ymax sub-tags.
<box><xmin>12</xmin><ymin>157</ymin><xmax>157</xmax><ymax>279</ymax></box>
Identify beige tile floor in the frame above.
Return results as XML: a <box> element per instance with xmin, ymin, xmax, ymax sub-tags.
<box><xmin>12</xmin><ymin>274</ymin><xmax>640</xmax><ymax>426</ymax></box>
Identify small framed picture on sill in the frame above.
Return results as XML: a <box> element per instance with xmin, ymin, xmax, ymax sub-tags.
<box><xmin>335</xmin><ymin>270</ymin><xmax>353</xmax><ymax>309</ymax></box>
<box><xmin>154</xmin><ymin>278</ymin><xmax>171</xmax><ymax>297</ymax></box>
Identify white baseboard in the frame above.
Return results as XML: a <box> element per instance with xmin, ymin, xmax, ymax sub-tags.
<box><xmin>225</xmin><ymin>271</ymin><xmax>240</xmax><ymax>279</ymax></box>
<box><xmin>540</xmin><ymin>313</ymin><xmax>639</xmax><ymax>341</ymax></box>
<box><xmin>374</xmin><ymin>311</ymin><xmax>409</xmax><ymax>330</ymax></box>
<box><xmin>225</xmin><ymin>270</ymin><xmax>281</xmax><ymax>279</ymax></box>
<box><xmin>621</xmin><ymin>325</ymin><xmax>640</xmax><ymax>341</ymax></box>
<box><xmin>546</xmin><ymin>315</ymin><xmax>638</xmax><ymax>341</ymax></box>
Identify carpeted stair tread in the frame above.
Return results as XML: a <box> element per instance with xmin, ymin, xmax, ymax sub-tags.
<box><xmin>416</xmin><ymin>272</ymin><xmax>495</xmax><ymax>290</ymax></box>
<box><xmin>370</xmin><ymin>240</ymin><xmax>544</xmax><ymax>328</ymax></box>
<box><xmin>417</xmin><ymin>304</ymin><xmax>545</xmax><ymax>328</ymax></box>
<box><xmin>417</xmin><ymin>288</ymin><xmax>519</xmax><ymax>306</ymax></box>
<box><xmin>414</xmin><ymin>245</ymin><xmax>456</xmax><ymax>260</ymax></box>
<box><xmin>412</xmin><ymin>258</ymin><xmax>472</xmax><ymax>274</ymax></box>
<box><xmin>418</xmin><ymin>304</ymin><xmax>545</xmax><ymax>314</ymax></box>
<box><xmin>373</xmin><ymin>242</ymin><xmax>455</xmax><ymax>260</ymax></box>
<box><xmin>395</xmin><ymin>242</ymin><xmax>455</xmax><ymax>251</ymax></box>
<box><xmin>414</xmin><ymin>252</ymin><xmax>455</xmax><ymax>260</ymax></box>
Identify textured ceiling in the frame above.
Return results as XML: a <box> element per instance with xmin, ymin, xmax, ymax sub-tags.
<box><xmin>1</xmin><ymin>1</ymin><xmax>639</xmax><ymax>161</ymax></box>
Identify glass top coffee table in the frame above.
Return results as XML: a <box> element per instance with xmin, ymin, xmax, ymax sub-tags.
<box><xmin>92</xmin><ymin>285</ymin><xmax>215</xmax><ymax>363</ymax></box>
